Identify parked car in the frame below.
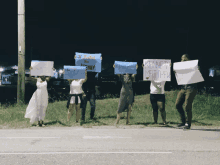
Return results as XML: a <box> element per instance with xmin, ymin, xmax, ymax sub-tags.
<box><xmin>47</xmin><ymin>78</ymin><xmax>70</xmax><ymax>102</ymax></box>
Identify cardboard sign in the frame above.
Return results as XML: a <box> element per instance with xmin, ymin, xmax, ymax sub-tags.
<box><xmin>173</xmin><ymin>60</ymin><xmax>204</xmax><ymax>85</ymax></box>
<box><xmin>143</xmin><ymin>59</ymin><xmax>171</xmax><ymax>81</ymax></box>
<box><xmin>75</xmin><ymin>52</ymin><xmax>102</xmax><ymax>72</ymax></box>
<box><xmin>114</xmin><ymin>61</ymin><xmax>137</xmax><ymax>74</ymax></box>
<box><xmin>63</xmin><ymin>66</ymin><xmax>87</xmax><ymax>79</ymax></box>
<box><xmin>30</xmin><ymin>60</ymin><xmax>54</xmax><ymax>76</ymax></box>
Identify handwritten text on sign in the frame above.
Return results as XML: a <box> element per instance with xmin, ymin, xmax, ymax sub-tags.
<box><xmin>75</xmin><ymin>52</ymin><xmax>102</xmax><ymax>73</ymax></box>
<box><xmin>143</xmin><ymin>59</ymin><xmax>171</xmax><ymax>81</ymax></box>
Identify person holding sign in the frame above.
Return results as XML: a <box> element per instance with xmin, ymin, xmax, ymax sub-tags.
<box><xmin>65</xmin><ymin>68</ymin><xmax>87</xmax><ymax>123</ymax></box>
<box><xmin>75</xmin><ymin>52</ymin><xmax>102</xmax><ymax>121</ymax></box>
<box><xmin>174</xmin><ymin>54</ymin><xmax>198</xmax><ymax>130</ymax></box>
<box><xmin>81</xmin><ymin>72</ymin><xmax>97</xmax><ymax>121</ymax></box>
<box><xmin>113</xmin><ymin>63</ymin><xmax>137</xmax><ymax>125</ymax></box>
<box><xmin>150</xmin><ymin>80</ymin><xmax>166</xmax><ymax>125</ymax></box>
<box><xmin>25</xmin><ymin>66</ymin><xmax>52</xmax><ymax>127</ymax></box>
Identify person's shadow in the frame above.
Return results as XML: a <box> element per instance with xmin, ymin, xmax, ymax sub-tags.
<box><xmin>44</xmin><ymin>120</ymin><xmax>68</xmax><ymax>126</ymax></box>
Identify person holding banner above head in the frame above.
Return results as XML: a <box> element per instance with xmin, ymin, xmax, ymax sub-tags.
<box><xmin>64</xmin><ymin>66</ymin><xmax>87</xmax><ymax>124</ymax></box>
<box><xmin>113</xmin><ymin>61</ymin><xmax>137</xmax><ymax>125</ymax></box>
<box><xmin>75</xmin><ymin>52</ymin><xmax>102</xmax><ymax>121</ymax></box>
<box><xmin>25</xmin><ymin>61</ymin><xmax>54</xmax><ymax>127</ymax></box>
<box><xmin>81</xmin><ymin>72</ymin><xmax>97</xmax><ymax>121</ymax></box>
<box><xmin>174</xmin><ymin>54</ymin><xmax>202</xmax><ymax>130</ymax></box>
<box><xmin>143</xmin><ymin>58</ymin><xmax>171</xmax><ymax>125</ymax></box>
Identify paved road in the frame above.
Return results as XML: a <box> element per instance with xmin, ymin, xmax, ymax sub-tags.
<box><xmin>0</xmin><ymin>127</ymin><xmax>220</xmax><ymax>165</ymax></box>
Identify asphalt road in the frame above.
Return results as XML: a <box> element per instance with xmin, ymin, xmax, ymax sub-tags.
<box><xmin>0</xmin><ymin>127</ymin><xmax>220</xmax><ymax>165</ymax></box>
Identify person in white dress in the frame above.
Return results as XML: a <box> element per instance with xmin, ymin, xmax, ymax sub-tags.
<box><xmin>66</xmin><ymin>70</ymin><xmax>87</xmax><ymax>123</ymax></box>
<box><xmin>150</xmin><ymin>80</ymin><xmax>166</xmax><ymax>125</ymax></box>
<box><xmin>25</xmin><ymin>73</ymin><xmax>51</xmax><ymax>127</ymax></box>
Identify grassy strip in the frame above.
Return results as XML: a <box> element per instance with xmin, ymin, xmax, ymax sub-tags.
<box><xmin>0</xmin><ymin>90</ymin><xmax>220</xmax><ymax>129</ymax></box>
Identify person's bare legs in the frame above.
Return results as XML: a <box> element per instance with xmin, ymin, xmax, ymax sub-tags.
<box><xmin>116</xmin><ymin>112</ymin><xmax>122</xmax><ymax>124</ymax></box>
<box><xmin>67</xmin><ymin>104</ymin><xmax>75</xmax><ymax>122</ymax></box>
<box><xmin>126</xmin><ymin>104</ymin><xmax>132</xmax><ymax>125</ymax></box>
<box><xmin>76</xmin><ymin>103</ymin><xmax>81</xmax><ymax>122</ymax></box>
<box><xmin>157</xmin><ymin>101</ymin><xmax>166</xmax><ymax>124</ymax></box>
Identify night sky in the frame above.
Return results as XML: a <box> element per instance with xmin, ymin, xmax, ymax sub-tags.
<box><xmin>0</xmin><ymin>0</ymin><xmax>219</xmax><ymax>76</ymax></box>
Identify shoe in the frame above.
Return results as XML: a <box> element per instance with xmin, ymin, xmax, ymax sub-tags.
<box><xmin>80</xmin><ymin>120</ymin><xmax>85</xmax><ymax>126</ymax></box>
<box><xmin>153</xmin><ymin>122</ymin><xmax>158</xmax><ymax>124</ymax></box>
<box><xmin>162</xmin><ymin>122</ymin><xmax>167</xmax><ymax>125</ymax></box>
<box><xmin>183</xmin><ymin>125</ymin><xmax>191</xmax><ymax>130</ymax></box>
<box><xmin>177</xmin><ymin>123</ymin><xmax>185</xmax><ymax>127</ymax></box>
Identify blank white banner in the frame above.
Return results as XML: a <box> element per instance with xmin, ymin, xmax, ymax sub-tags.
<box><xmin>30</xmin><ymin>61</ymin><xmax>54</xmax><ymax>76</ymax></box>
<box><xmin>173</xmin><ymin>60</ymin><xmax>204</xmax><ymax>85</ymax></box>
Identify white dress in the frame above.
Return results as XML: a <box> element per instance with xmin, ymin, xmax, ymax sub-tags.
<box><xmin>70</xmin><ymin>79</ymin><xmax>84</xmax><ymax>104</ymax></box>
<box><xmin>25</xmin><ymin>78</ymin><xmax>48</xmax><ymax>124</ymax></box>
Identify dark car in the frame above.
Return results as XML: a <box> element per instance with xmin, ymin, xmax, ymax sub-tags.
<box><xmin>47</xmin><ymin>78</ymin><xmax>70</xmax><ymax>102</ymax></box>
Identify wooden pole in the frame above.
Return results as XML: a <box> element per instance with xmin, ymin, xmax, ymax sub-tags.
<box><xmin>17</xmin><ymin>0</ymin><xmax>25</xmax><ymax>104</ymax></box>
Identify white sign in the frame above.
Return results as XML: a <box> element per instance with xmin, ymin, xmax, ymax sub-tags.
<box><xmin>173</xmin><ymin>60</ymin><xmax>204</xmax><ymax>85</ymax></box>
<box><xmin>143</xmin><ymin>59</ymin><xmax>171</xmax><ymax>81</ymax></box>
<box><xmin>30</xmin><ymin>60</ymin><xmax>54</xmax><ymax>76</ymax></box>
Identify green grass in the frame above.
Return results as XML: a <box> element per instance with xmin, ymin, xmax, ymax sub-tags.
<box><xmin>1</xmin><ymin>90</ymin><xmax>220</xmax><ymax>129</ymax></box>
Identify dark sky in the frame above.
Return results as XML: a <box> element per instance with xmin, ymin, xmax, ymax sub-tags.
<box><xmin>0</xmin><ymin>0</ymin><xmax>219</xmax><ymax>74</ymax></box>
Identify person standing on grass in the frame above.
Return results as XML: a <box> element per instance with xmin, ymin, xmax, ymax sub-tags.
<box><xmin>113</xmin><ymin>64</ymin><xmax>137</xmax><ymax>125</ymax></box>
<box><xmin>175</xmin><ymin>54</ymin><xmax>198</xmax><ymax>130</ymax></box>
<box><xmin>66</xmin><ymin>69</ymin><xmax>87</xmax><ymax>123</ymax></box>
<box><xmin>150</xmin><ymin>80</ymin><xmax>167</xmax><ymax>125</ymax></box>
<box><xmin>81</xmin><ymin>72</ymin><xmax>97</xmax><ymax>121</ymax></box>
<box><xmin>25</xmin><ymin>67</ymin><xmax>51</xmax><ymax>127</ymax></box>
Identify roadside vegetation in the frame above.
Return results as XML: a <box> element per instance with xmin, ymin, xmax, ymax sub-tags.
<box><xmin>0</xmin><ymin>90</ymin><xmax>220</xmax><ymax>129</ymax></box>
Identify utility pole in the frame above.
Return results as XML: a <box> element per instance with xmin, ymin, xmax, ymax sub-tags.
<box><xmin>17</xmin><ymin>0</ymin><xmax>25</xmax><ymax>104</ymax></box>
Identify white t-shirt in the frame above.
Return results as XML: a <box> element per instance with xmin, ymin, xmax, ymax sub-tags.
<box><xmin>70</xmin><ymin>79</ymin><xmax>84</xmax><ymax>94</ymax></box>
<box><xmin>69</xmin><ymin>79</ymin><xmax>85</xmax><ymax>104</ymax></box>
<box><xmin>150</xmin><ymin>80</ymin><xmax>166</xmax><ymax>94</ymax></box>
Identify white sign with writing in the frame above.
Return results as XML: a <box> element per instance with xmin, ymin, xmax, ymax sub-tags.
<box><xmin>173</xmin><ymin>60</ymin><xmax>204</xmax><ymax>85</ymax></box>
<box><xmin>30</xmin><ymin>60</ymin><xmax>54</xmax><ymax>76</ymax></box>
<box><xmin>143</xmin><ymin>59</ymin><xmax>171</xmax><ymax>81</ymax></box>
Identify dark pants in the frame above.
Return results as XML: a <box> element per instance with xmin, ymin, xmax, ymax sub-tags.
<box><xmin>175</xmin><ymin>89</ymin><xmax>197</xmax><ymax>127</ymax></box>
<box><xmin>150</xmin><ymin>94</ymin><xmax>166</xmax><ymax>123</ymax></box>
<box><xmin>81</xmin><ymin>92</ymin><xmax>96</xmax><ymax>120</ymax></box>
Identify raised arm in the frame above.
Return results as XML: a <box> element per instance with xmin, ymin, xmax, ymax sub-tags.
<box><xmin>132</xmin><ymin>74</ymin><xmax>136</xmax><ymax>82</ymax></box>
<box><xmin>46</xmin><ymin>76</ymin><xmax>51</xmax><ymax>82</ymax></box>
<box><xmin>82</xmin><ymin>69</ymin><xmax>87</xmax><ymax>83</ymax></box>
<box><xmin>67</xmin><ymin>79</ymin><xmax>73</xmax><ymax>84</ymax></box>
<box><xmin>113</xmin><ymin>64</ymin><xmax>120</xmax><ymax>77</ymax></box>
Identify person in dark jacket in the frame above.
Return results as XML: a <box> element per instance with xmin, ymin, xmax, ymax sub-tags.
<box><xmin>175</xmin><ymin>54</ymin><xmax>198</xmax><ymax>130</ymax></box>
<box><xmin>81</xmin><ymin>72</ymin><xmax>97</xmax><ymax>121</ymax></box>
